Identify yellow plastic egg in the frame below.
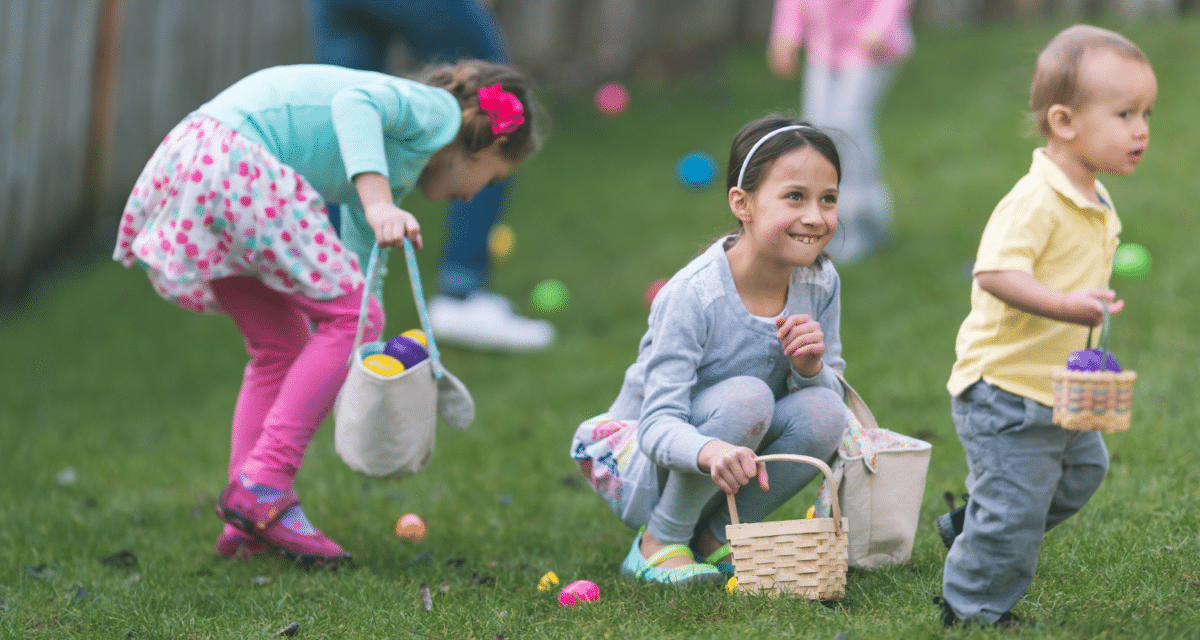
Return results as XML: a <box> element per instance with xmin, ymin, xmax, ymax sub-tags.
<box><xmin>400</xmin><ymin>329</ymin><xmax>427</xmax><ymax>348</ymax></box>
<box><xmin>537</xmin><ymin>571</ymin><xmax>560</xmax><ymax>591</ymax></box>
<box><xmin>487</xmin><ymin>223</ymin><xmax>516</xmax><ymax>263</ymax></box>
<box><xmin>364</xmin><ymin>353</ymin><xmax>405</xmax><ymax>377</ymax></box>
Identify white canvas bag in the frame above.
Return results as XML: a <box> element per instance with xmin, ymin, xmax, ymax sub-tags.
<box><xmin>815</xmin><ymin>373</ymin><xmax>931</xmax><ymax>569</ymax></box>
<box><xmin>334</xmin><ymin>241</ymin><xmax>474</xmax><ymax>479</ymax></box>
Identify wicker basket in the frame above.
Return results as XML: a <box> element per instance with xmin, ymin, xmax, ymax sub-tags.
<box><xmin>725</xmin><ymin>454</ymin><xmax>848</xmax><ymax>600</ymax></box>
<box><xmin>1049</xmin><ymin>302</ymin><xmax>1136</xmax><ymax>433</ymax></box>
<box><xmin>1050</xmin><ymin>368</ymin><xmax>1137</xmax><ymax>433</ymax></box>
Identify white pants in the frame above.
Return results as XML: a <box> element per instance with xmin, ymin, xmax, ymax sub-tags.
<box><xmin>801</xmin><ymin>61</ymin><xmax>899</xmax><ymax>262</ymax></box>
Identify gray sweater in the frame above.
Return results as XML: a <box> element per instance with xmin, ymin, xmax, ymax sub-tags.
<box><xmin>608</xmin><ymin>236</ymin><xmax>845</xmax><ymax>474</ymax></box>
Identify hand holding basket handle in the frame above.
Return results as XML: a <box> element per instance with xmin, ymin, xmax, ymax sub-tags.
<box><xmin>724</xmin><ymin>454</ymin><xmax>848</xmax><ymax>600</ymax></box>
<box><xmin>1051</xmin><ymin>300</ymin><xmax>1137</xmax><ymax>433</ymax></box>
<box><xmin>725</xmin><ymin>454</ymin><xmax>842</xmax><ymax>533</ymax></box>
<box><xmin>334</xmin><ymin>240</ymin><xmax>474</xmax><ymax>480</ymax></box>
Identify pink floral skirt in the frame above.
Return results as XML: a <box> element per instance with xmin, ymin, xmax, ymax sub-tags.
<box><xmin>113</xmin><ymin>116</ymin><xmax>362</xmax><ymax>314</ymax></box>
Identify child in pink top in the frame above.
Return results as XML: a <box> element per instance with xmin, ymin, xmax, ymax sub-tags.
<box><xmin>768</xmin><ymin>0</ymin><xmax>914</xmax><ymax>262</ymax></box>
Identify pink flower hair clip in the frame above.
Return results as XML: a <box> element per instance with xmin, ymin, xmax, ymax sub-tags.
<box><xmin>477</xmin><ymin>84</ymin><xmax>525</xmax><ymax>136</ymax></box>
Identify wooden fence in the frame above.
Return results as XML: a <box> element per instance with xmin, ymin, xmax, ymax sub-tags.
<box><xmin>0</xmin><ymin>0</ymin><xmax>1193</xmax><ymax>299</ymax></box>
<box><xmin>0</xmin><ymin>0</ymin><xmax>312</xmax><ymax>300</ymax></box>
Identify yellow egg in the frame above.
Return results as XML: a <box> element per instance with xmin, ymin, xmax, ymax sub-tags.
<box><xmin>401</xmin><ymin>329</ymin><xmax>427</xmax><ymax>348</ymax></box>
<box><xmin>364</xmin><ymin>353</ymin><xmax>405</xmax><ymax>377</ymax></box>
<box><xmin>488</xmin><ymin>224</ymin><xmax>516</xmax><ymax>263</ymax></box>
<box><xmin>726</xmin><ymin>576</ymin><xmax>738</xmax><ymax>593</ymax></box>
<box><xmin>805</xmin><ymin>505</ymin><xmax>816</xmax><ymax>519</ymax></box>
<box><xmin>537</xmin><ymin>571</ymin><xmax>560</xmax><ymax>591</ymax></box>
<box><xmin>395</xmin><ymin>513</ymin><xmax>426</xmax><ymax>540</ymax></box>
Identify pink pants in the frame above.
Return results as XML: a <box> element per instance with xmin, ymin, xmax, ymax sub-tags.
<box><xmin>210</xmin><ymin>276</ymin><xmax>384</xmax><ymax>490</ymax></box>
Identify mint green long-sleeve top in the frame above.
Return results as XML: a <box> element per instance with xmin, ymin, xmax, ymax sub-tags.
<box><xmin>194</xmin><ymin>64</ymin><xmax>461</xmax><ymax>282</ymax></box>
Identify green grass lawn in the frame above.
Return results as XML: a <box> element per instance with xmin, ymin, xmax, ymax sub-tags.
<box><xmin>4</xmin><ymin>17</ymin><xmax>1200</xmax><ymax>639</ymax></box>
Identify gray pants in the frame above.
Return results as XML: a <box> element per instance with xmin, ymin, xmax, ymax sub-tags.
<box><xmin>802</xmin><ymin>61</ymin><xmax>898</xmax><ymax>262</ymax></box>
<box><xmin>620</xmin><ymin>376</ymin><xmax>845</xmax><ymax>546</ymax></box>
<box><xmin>943</xmin><ymin>381</ymin><xmax>1108</xmax><ymax>624</ymax></box>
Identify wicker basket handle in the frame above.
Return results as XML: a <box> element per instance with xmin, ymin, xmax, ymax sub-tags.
<box><xmin>726</xmin><ymin>454</ymin><xmax>841</xmax><ymax>532</ymax></box>
<box><xmin>1097</xmin><ymin>299</ymin><xmax>1113</xmax><ymax>372</ymax></box>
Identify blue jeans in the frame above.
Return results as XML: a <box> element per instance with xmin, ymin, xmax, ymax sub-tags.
<box><xmin>942</xmin><ymin>381</ymin><xmax>1108</xmax><ymax>624</ymax></box>
<box><xmin>308</xmin><ymin>0</ymin><xmax>512</xmax><ymax>297</ymax></box>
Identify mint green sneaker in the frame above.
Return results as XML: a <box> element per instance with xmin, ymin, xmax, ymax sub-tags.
<box><xmin>619</xmin><ymin>528</ymin><xmax>725</xmax><ymax>586</ymax></box>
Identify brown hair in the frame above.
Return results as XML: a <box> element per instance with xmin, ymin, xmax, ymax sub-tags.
<box><xmin>726</xmin><ymin>115</ymin><xmax>841</xmax><ymax>193</ymax></box>
<box><xmin>413</xmin><ymin>59</ymin><xmax>546</xmax><ymax>161</ymax></box>
<box><xmin>1030</xmin><ymin>24</ymin><xmax>1149</xmax><ymax>137</ymax></box>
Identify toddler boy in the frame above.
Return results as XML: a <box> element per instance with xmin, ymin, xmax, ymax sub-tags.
<box><xmin>937</xmin><ymin>24</ymin><xmax>1157</xmax><ymax>627</ymax></box>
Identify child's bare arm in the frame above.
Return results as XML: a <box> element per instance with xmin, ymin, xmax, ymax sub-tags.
<box><xmin>975</xmin><ymin>270</ymin><xmax>1123</xmax><ymax>327</ymax></box>
<box><xmin>354</xmin><ymin>171</ymin><xmax>423</xmax><ymax>249</ymax></box>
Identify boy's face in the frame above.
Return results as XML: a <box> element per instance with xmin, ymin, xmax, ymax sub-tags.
<box><xmin>1066</xmin><ymin>49</ymin><xmax>1157</xmax><ymax>176</ymax></box>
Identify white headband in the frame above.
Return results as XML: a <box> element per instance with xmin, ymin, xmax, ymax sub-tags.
<box><xmin>735</xmin><ymin>125</ymin><xmax>814</xmax><ymax>190</ymax></box>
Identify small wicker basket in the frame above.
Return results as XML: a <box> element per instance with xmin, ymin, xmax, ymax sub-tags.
<box><xmin>1050</xmin><ymin>369</ymin><xmax>1137</xmax><ymax>432</ymax></box>
<box><xmin>725</xmin><ymin>454</ymin><xmax>848</xmax><ymax>600</ymax></box>
<box><xmin>1050</xmin><ymin>302</ymin><xmax>1136</xmax><ymax>433</ymax></box>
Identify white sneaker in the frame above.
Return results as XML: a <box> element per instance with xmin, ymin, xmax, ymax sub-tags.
<box><xmin>428</xmin><ymin>292</ymin><xmax>556</xmax><ymax>352</ymax></box>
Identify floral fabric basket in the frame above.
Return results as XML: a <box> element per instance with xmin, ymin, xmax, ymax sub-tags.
<box><xmin>812</xmin><ymin>373</ymin><xmax>930</xmax><ymax>570</ymax></box>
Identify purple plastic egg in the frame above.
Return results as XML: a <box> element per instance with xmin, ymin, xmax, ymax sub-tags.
<box><xmin>383</xmin><ymin>335</ymin><xmax>428</xmax><ymax>368</ymax></box>
<box><xmin>1066</xmin><ymin>348</ymin><xmax>1121</xmax><ymax>373</ymax></box>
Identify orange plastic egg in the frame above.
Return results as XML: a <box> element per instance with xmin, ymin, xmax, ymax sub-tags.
<box><xmin>395</xmin><ymin>513</ymin><xmax>426</xmax><ymax>541</ymax></box>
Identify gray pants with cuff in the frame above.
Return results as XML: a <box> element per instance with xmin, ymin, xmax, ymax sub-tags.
<box><xmin>942</xmin><ymin>380</ymin><xmax>1109</xmax><ymax>624</ymax></box>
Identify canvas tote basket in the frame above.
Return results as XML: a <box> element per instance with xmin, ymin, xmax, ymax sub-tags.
<box><xmin>1050</xmin><ymin>301</ymin><xmax>1136</xmax><ymax>433</ymax></box>
<box><xmin>813</xmin><ymin>373</ymin><xmax>931</xmax><ymax>570</ymax></box>
<box><xmin>726</xmin><ymin>454</ymin><xmax>848</xmax><ymax>600</ymax></box>
<box><xmin>334</xmin><ymin>241</ymin><xmax>474</xmax><ymax>479</ymax></box>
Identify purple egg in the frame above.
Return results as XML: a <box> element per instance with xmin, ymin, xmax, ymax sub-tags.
<box><xmin>1066</xmin><ymin>348</ymin><xmax>1121</xmax><ymax>373</ymax></box>
<box><xmin>383</xmin><ymin>335</ymin><xmax>428</xmax><ymax>368</ymax></box>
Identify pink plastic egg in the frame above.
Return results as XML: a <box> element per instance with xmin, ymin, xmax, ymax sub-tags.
<box><xmin>594</xmin><ymin>82</ymin><xmax>629</xmax><ymax>116</ymax></box>
<box><xmin>557</xmin><ymin>579</ymin><xmax>600</xmax><ymax>607</ymax></box>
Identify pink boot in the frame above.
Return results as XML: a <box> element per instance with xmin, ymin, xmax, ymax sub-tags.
<box><xmin>214</xmin><ymin>525</ymin><xmax>274</xmax><ymax>560</ymax></box>
<box><xmin>216</xmin><ymin>481</ymin><xmax>351</xmax><ymax>568</ymax></box>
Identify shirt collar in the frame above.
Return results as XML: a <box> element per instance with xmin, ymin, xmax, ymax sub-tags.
<box><xmin>1030</xmin><ymin>148</ymin><xmax>1111</xmax><ymax>215</ymax></box>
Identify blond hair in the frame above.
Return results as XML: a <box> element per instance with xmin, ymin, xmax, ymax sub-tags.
<box><xmin>1030</xmin><ymin>25</ymin><xmax>1148</xmax><ymax>137</ymax></box>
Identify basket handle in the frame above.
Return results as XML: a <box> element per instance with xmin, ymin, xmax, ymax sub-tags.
<box><xmin>1085</xmin><ymin>299</ymin><xmax>1113</xmax><ymax>373</ymax></box>
<box><xmin>348</xmin><ymin>239</ymin><xmax>444</xmax><ymax>379</ymax></box>
<box><xmin>835</xmin><ymin>370</ymin><xmax>878</xmax><ymax>431</ymax></box>
<box><xmin>726</xmin><ymin>454</ymin><xmax>842</xmax><ymax>533</ymax></box>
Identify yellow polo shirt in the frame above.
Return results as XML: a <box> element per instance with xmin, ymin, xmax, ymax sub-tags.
<box><xmin>948</xmin><ymin>148</ymin><xmax>1121</xmax><ymax>406</ymax></box>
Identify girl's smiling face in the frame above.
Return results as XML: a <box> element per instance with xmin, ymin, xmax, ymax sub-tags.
<box><xmin>731</xmin><ymin>145</ymin><xmax>839</xmax><ymax>268</ymax></box>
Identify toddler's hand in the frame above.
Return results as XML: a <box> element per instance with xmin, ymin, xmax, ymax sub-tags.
<box><xmin>698</xmin><ymin>440</ymin><xmax>769</xmax><ymax>495</ymax></box>
<box><xmin>776</xmin><ymin>314</ymin><xmax>825</xmax><ymax>378</ymax></box>
<box><xmin>857</xmin><ymin>30</ymin><xmax>889</xmax><ymax>59</ymax></box>
<box><xmin>1070</xmin><ymin>289</ymin><xmax>1124</xmax><ymax>326</ymax></box>
<box><xmin>365</xmin><ymin>202</ymin><xmax>423</xmax><ymax>250</ymax></box>
<box><xmin>767</xmin><ymin>42</ymin><xmax>799</xmax><ymax>78</ymax></box>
